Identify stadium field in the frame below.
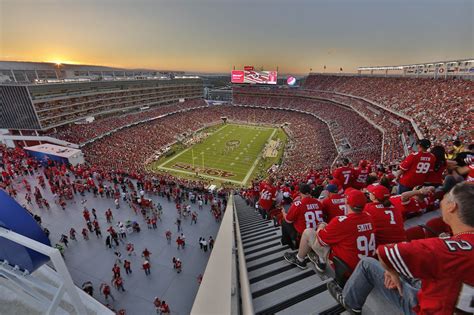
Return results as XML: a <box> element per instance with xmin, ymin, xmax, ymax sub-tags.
<box><xmin>150</xmin><ymin>123</ymin><xmax>285</xmax><ymax>185</ymax></box>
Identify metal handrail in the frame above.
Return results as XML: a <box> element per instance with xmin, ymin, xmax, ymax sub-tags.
<box><xmin>233</xmin><ymin>197</ymin><xmax>255</xmax><ymax>315</ymax></box>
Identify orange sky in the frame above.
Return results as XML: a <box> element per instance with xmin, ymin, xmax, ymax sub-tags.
<box><xmin>1</xmin><ymin>0</ymin><xmax>472</xmax><ymax>74</ymax></box>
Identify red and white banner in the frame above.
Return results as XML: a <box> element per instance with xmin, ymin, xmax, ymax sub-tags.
<box><xmin>244</xmin><ymin>70</ymin><xmax>277</xmax><ymax>84</ymax></box>
<box><xmin>244</xmin><ymin>66</ymin><xmax>254</xmax><ymax>71</ymax></box>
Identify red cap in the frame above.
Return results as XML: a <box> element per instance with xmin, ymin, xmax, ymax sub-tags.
<box><xmin>345</xmin><ymin>189</ymin><xmax>367</xmax><ymax>210</ymax></box>
<box><xmin>367</xmin><ymin>184</ymin><xmax>390</xmax><ymax>201</ymax></box>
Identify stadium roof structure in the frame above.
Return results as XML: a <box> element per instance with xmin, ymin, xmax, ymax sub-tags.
<box><xmin>357</xmin><ymin>58</ymin><xmax>474</xmax><ymax>78</ymax></box>
<box><xmin>358</xmin><ymin>58</ymin><xmax>474</xmax><ymax>70</ymax></box>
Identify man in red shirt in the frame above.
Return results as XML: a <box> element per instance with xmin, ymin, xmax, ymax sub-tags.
<box><xmin>353</xmin><ymin>160</ymin><xmax>371</xmax><ymax>190</ymax></box>
<box><xmin>328</xmin><ymin>181</ymin><xmax>474</xmax><ymax>315</ymax></box>
<box><xmin>390</xmin><ymin>186</ymin><xmax>435</xmax><ymax>220</ymax></box>
<box><xmin>364</xmin><ymin>184</ymin><xmax>405</xmax><ymax>245</ymax></box>
<box><xmin>397</xmin><ymin>139</ymin><xmax>436</xmax><ymax>194</ymax></box>
<box><xmin>333</xmin><ymin>158</ymin><xmax>355</xmax><ymax>189</ymax></box>
<box><xmin>257</xmin><ymin>178</ymin><xmax>277</xmax><ymax>219</ymax></box>
<box><xmin>280</xmin><ymin>184</ymin><xmax>324</xmax><ymax>250</ymax></box>
<box><xmin>321</xmin><ymin>184</ymin><xmax>347</xmax><ymax>223</ymax></box>
<box><xmin>284</xmin><ymin>189</ymin><xmax>375</xmax><ymax>272</ymax></box>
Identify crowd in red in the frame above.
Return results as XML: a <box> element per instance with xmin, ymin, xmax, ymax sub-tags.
<box><xmin>82</xmin><ymin>105</ymin><xmax>338</xmax><ymax>179</ymax></box>
<box><xmin>47</xmin><ymin>99</ymin><xmax>206</xmax><ymax>144</ymax></box>
<box><xmin>303</xmin><ymin>75</ymin><xmax>473</xmax><ymax>143</ymax></box>
<box><xmin>233</xmin><ymin>94</ymin><xmax>383</xmax><ymax>164</ymax></box>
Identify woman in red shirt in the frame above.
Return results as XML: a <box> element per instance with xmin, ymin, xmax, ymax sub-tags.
<box><xmin>425</xmin><ymin>145</ymin><xmax>447</xmax><ymax>187</ymax></box>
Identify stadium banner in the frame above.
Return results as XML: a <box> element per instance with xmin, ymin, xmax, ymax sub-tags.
<box><xmin>244</xmin><ymin>70</ymin><xmax>277</xmax><ymax>84</ymax></box>
<box><xmin>244</xmin><ymin>65</ymin><xmax>254</xmax><ymax>71</ymax></box>
<box><xmin>231</xmin><ymin>70</ymin><xmax>245</xmax><ymax>83</ymax></box>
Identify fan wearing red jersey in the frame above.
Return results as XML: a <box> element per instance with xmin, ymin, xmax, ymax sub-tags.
<box><xmin>455</xmin><ymin>156</ymin><xmax>474</xmax><ymax>183</ymax></box>
<box><xmin>353</xmin><ymin>160</ymin><xmax>371</xmax><ymax>190</ymax></box>
<box><xmin>364</xmin><ymin>184</ymin><xmax>405</xmax><ymax>245</ymax></box>
<box><xmin>333</xmin><ymin>158</ymin><xmax>355</xmax><ymax>189</ymax></box>
<box><xmin>284</xmin><ymin>188</ymin><xmax>375</xmax><ymax>272</ymax></box>
<box><xmin>397</xmin><ymin>139</ymin><xmax>436</xmax><ymax>194</ymax></box>
<box><xmin>329</xmin><ymin>181</ymin><xmax>474</xmax><ymax>315</ymax></box>
<box><xmin>281</xmin><ymin>184</ymin><xmax>324</xmax><ymax>250</ymax></box>
<box><xmin>257</xmin><ymin>178</ymin><xmax>276</xmax><ymax>219</ymax></box>
<box><xmin>390</xmin><ymin>186</ymin><xmax>435</xmax><ymax>220</ymax></box>
<box><xmin>321</xmin><ymin>184</ymin><xmax>347</xmax><ymax>223</ymax></box>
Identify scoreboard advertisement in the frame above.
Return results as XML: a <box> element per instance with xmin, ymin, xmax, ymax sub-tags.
<box><xmin>231</xmin><ymin>70</ymin><xmax>278</xmax><ymax>84</ymax></box>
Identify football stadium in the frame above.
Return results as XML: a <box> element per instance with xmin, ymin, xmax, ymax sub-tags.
<box><xmin>0</xmin><ymin>1</ymin><xmax>473</xmax><ymax>315</ymax></box>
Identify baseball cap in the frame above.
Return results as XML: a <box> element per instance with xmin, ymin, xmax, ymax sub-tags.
<box><xmin>367</xmin><ymin>184</ymin><xmax>390</xmax><ymax>200</ymax></box>
<box><xmin>418</xmin><ymin>139</ymin><xmax>431</xmax><ymax>149</ymax></box>
<box><xmin>330</xmin><ymin>178</ymin><xmax>342</xmax><ymax>189</ymax></box>
<box><xmin>299</xmin><ymin>183</ymin><xmax>311</xmax><ymax>195</ymax></box>
<box><xmin>345</xmin><ymin>189</ymin><xmax>367</xmax><ymax>210</ymax></box>
<box><xmin>325</xmin><ymin>184</ymin><xmax>338</xmax><ymax>193</ymax></box>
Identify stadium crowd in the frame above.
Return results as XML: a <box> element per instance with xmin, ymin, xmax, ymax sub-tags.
<box><xmin>233</xmin><ymin>94</ymin><xmax>383</xmax><ymax>163</ymax></box>
<box><xmin>82</xmin><ymin>105</ymin><xmax>338</xmax><ymax>179</ymax></box>
<box><xmin>47</xmin><ymin>99</ymin><xmax>206</xmax><ymax>144</ymax></box>
<box><xmin>2</xmin><ymin>74</ymin><xmax>473</xmax><ymax>314</ymax></box>
<box><xmin>303</xmin><ymin>75</ymin><xmax>473</xmax><ymax>143</ymax></box>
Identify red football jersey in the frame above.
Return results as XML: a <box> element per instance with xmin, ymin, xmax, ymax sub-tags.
<box><xmin>333</xmin><ymin>166</ymin><xmax>355</xmax><ymax>189</ymax></box>
<box><xmin>286</xmin><ymin>196</ymin><xmax>324</xmax><ymax>233</ymax></box>
<box><xmin>390</xmin><ymin>195</ymin><xmax>424</xmax><ymax>219</ymax></box>
<box><xmin>378</xmin><ymin>234</ymin><xmax>474</xmax><ymax>314</ymax></box>
<box><xmin>466</xmin><ymin>165</ymin><xmax>474</xmax><ymax>182</ymax></box>
<box><xmin>363</xmin><ymin>202</ymin><xmax>405</xmax><ymax>245</ymax></box>
<box><xmin>317</xmin><ymin>212</ymin><xmax>376</xmax><ymax>271</ymax></box>
<box><xmin>425</xmin><ymin>162</ymin><xmax>446</xmax><ymax>185</ymax></box>
<box><xmin>321</xmin><ymin>194</ymin><xmax>347</xmax><ymax>223</ymax></box>
<box><xmin>399</xmin><ymin>151</ymin><xmax>436</xmax><ymax>188</ymax></box>
<box><xmin>258</xmin><ymin>184</ymin><xmax>276</xmax><ymax>210</ymax></box>
<box><xmin>353</xmin><ymin>167</ymin><xmax>370</xmax><ymax>189</ymax></box>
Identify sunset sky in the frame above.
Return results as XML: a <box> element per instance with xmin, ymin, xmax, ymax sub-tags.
<box><xmin>0</xmin><ymin>0</ymin><xmax>472</xmax><ymax>74</ymax></box>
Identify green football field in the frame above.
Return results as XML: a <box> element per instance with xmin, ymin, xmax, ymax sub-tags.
<box><xmin>150</xmin><ymin>124</ymin><xmax>283</xmax><ymax>185</ymax></box>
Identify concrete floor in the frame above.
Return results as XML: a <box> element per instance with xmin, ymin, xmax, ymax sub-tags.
<box><xmin>12</xmin><ymin>174</ymin><xmax>222</xmax><ymax>315</ymax></box>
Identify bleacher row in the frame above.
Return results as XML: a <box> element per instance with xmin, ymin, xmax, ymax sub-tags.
<box><xmin>303</xmin><ymin>75</ymin><xmax>473</xmax><ymax>143</ymax></box>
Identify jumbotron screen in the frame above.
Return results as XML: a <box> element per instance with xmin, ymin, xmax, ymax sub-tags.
<box><xmin>231</xmin><ymin>70</ymin><xmax>278</xmax><ymax>84</ymax></box>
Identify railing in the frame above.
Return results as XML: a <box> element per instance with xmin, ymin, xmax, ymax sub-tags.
<box><xmin>0</xmin><ymin>227</ymin><xmax>113</xmax><ymax>315</ymax></box>
<box><xmin>191</xmin><ymin>194</ymin><xmax>254</xmax><ymax>315</ymax></box>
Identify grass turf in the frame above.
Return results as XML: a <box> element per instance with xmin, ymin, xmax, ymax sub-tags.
<box><xmin>150</xmin><ymin>123</ymin><xmax>283</xmax><ymax>186</ymax></box>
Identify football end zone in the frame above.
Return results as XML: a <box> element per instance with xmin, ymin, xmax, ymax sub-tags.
<box><xmin>157</xmin><ymin>163</ymin><xmax>244</xmax><ymax>185</ymax></box>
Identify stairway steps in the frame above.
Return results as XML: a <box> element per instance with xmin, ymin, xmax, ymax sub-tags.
<box><xmin>246</xmin><ymin>246</ymin><xmax>290</xmax><ymax>263</ymax></box>
<box><xmin>235</xmin><ymin>196</ymin><xmax>341</xmax><ymax>314</ymax></box>
<box><xmin>253</xmin><ymin>277</ymin><xmax>330</xmax><ymax>314</ymax></box>
<box><xmin>243</xmin><ymin>236</ymin><xmax>281</xmax><ymax>249</ymax></box>
<box><xmin>244</xmin><ymin>241</ymin><xmax>281</xmax><ymax>256</ymax></box>
<box><xmin>242</xmin><ymin>230</ymin><xmax>278</xmax><ymax>243</ymax></box>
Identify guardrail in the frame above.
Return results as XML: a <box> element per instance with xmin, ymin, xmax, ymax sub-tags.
<box><xmin>191</xmin><ymin>194</ymin><xmax>254</xmax><ymax>315</ymax></box>
<box><xmin>191</xmin><ymin>194</ymin><xmax>236</xmax><ymax>314</ymax></box>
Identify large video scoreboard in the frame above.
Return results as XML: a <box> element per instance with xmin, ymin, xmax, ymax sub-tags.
<box><xmin>231</xmin><ymin>67</ymin><xmax>277</xmax><ymax>85</ymax></box>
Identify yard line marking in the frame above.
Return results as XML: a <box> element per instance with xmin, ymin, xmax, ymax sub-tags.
<box><xmin>156</xmin><ymin>166</ymin><xmax>243</xmax><ymax>184</ymax></box>
<box><xmin>157</xmin><ymin>124</ymin><xmax>229</xmax><ymax>168</ymax></box>
<box><xmin>242</xmin><ymin>128</ymin><xmax>277</xmax><ymax>186</ymax></box>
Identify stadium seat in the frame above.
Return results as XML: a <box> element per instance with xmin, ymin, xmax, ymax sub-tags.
<box><xmin>332</xmin><ymin>256</ymin><xmax>352</xmax><ymax>288</ymax></box>
<box><xmin>422</xmin><ymin>217</ymin><xmax>451</xmax><ymax>238</ymax></box>
<box><xmin>405</xmin><ymin>226</ymin><xmax>426</xmax><ymax>241</ymax></box>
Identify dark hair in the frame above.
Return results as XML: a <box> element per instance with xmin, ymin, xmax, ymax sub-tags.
<box><xmin>451</xmin><ymin>182</ymin><xmax>474</xmax><ymax>227</ymax></box>
<box><xmin>431</xmin><ymin>145</ymin><xmax>446</xmax><ymax>172</ymax></box>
